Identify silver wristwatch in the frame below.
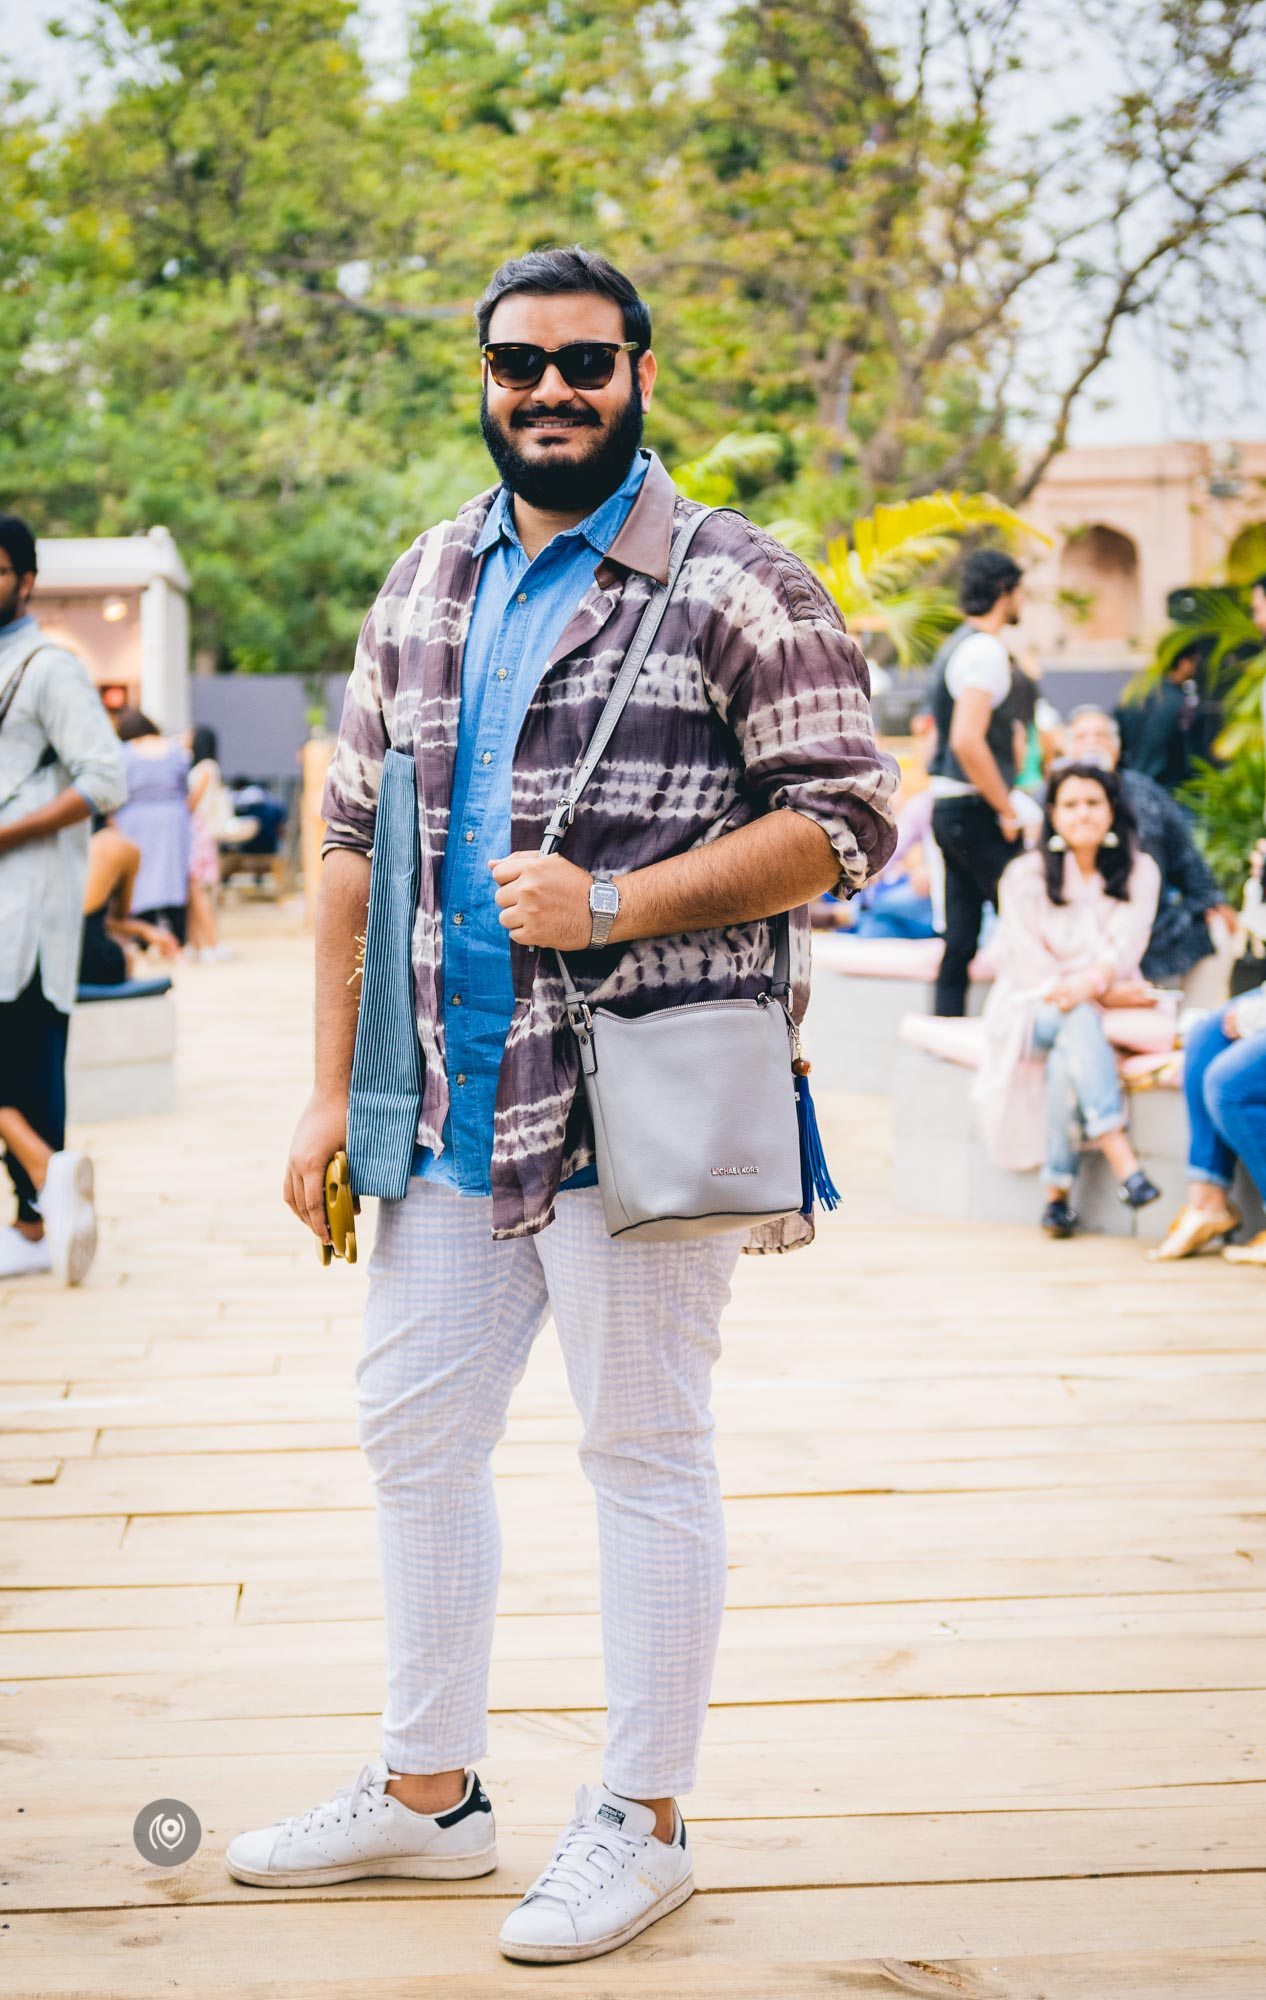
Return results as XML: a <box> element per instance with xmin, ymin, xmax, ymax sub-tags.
<box><xmin>587</xmin><ymin>871</ymin><xmax>620</xmax><ymax>949</ymax></box>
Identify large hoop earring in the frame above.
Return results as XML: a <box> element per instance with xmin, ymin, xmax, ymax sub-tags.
<box><xmin>1047</xmin><ymin>833</ymin><xmax>1067</xmax><ymax>852</ymax></box>
<box><xmin>1101</xmin><ymin>830</ymin><xmax>1120</xmax><ymax>848</ymax></box>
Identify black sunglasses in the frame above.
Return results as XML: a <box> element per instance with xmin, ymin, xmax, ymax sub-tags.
<box><xmin>481</xmin><ymin>340</ymin><xmax>641</xmax><ymax>391</ymax></box>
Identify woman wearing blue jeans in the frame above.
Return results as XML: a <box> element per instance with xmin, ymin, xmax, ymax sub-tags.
<box><xmin>975</xmin><ymin>763</ymin><xmax>1165</xmax><ymax>1238</ymax></box>
<box><xmin>1151</xmin><ymin>992</ymin><xmax>1266</xmax><ymax>1263</ymax></box>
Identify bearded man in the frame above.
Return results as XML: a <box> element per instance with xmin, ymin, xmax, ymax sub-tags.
<box><xmin>226</xmin><ymin>247</ymin><xmax>897</xmax><ymax>1963</ymax></box>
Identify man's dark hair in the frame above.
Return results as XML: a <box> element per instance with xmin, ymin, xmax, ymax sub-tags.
<box><xmin>0</xmin><ymin>514</ymin><xmax>38</xmax><ymax>578</ymax></box>
<box><xmin>475</xmin><ymin>247</ymin><xmax>651</xmax><ymax>351</ymax></box>
<box><xmin>1251</xmin><ymin>572</ymin><xmax>1266</xmax><ymax>594</ymax></box>
<box><xmin>1041</xmin><ymin>761</ymin><xmax>1136</xmax><ymax>905</ymax></box>
<box><xmin>959</xmin><ymin>548</ymin><xmax>1023</xmax><ymax>616</ymax></box>
<box><xmin>115</xmin><ymin>706</ymin><xmax>161</xmax><ymax>741</ymax></box>
<box><xmin>191</xmin><ymin>722</ymin><xmax>219</xmax><ymax>766</ymax></box>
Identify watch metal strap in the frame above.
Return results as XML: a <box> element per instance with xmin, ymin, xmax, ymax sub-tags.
<box><xmin>589</xmin><ymin>871</ymin><xmax>618</xmax><ymax>949</ymax></box>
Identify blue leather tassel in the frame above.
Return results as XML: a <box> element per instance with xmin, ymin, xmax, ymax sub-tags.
<box><xmin>794</xmin><ymin>1063</ymin><xmax>841</xmax><ymax>1216</ymax></box>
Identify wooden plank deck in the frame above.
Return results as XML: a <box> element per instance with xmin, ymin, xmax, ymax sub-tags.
<box><xmin>2</xmin><ymin>903</ymin><xmax>1264</xmax><ymax>1998</ymax></box>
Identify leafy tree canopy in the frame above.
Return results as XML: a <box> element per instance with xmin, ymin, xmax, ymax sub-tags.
<box><xmin>2</xmin><ymin>0</ymin><xmax>1262</xmax><ymax>675</ymax></box>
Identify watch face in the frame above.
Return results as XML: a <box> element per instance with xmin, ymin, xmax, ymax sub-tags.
<box><xmin>592</xmin><ymin>882</ymin><xmax>620</xmax><ymax>916</ymax></box>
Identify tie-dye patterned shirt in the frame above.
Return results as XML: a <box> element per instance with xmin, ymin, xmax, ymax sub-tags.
<box><xmin>322</xmin><ymin>450</ymin><xmax>898</xmax><ymax>1252</ymax></box>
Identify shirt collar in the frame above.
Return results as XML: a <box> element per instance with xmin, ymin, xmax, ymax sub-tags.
<box><xmin>0</xmin><ymin>613</ymin><xmax>38</xmax><ymax>646</ymax></box>
<box><xmin>473</xmin><ymin>449</ymin><xmax>665</xmax><ymax>569</ymax></box>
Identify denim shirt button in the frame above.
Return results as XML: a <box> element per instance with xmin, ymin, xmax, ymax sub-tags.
<box><xmin>481</xmin><ymin>751</ymin><xmax>493</xmax><ymax>766</ymax></box>
<box><xmin>452</xmin><ymin>912</ymin><xmax>464</xmax><ymax>926</ymax></box>
<box><xmin>456</xmin><ymin>1072</ymin><xmax>467</xmax><ymax>1086</ymax></box>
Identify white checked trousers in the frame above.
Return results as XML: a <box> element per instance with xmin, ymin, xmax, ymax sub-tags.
<box><xmin>355</xmin><ymin>1178</ymin><xmax>742</xmax><ymax>1798</ymax></box>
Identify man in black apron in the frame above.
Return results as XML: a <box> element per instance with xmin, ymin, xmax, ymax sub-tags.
<box><xmin>928</xmin><ymin>550</ymin><xmax>1028</xmax><ymax>1015</ymax></box>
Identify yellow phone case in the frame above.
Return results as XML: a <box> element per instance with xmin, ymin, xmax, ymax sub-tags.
<box><xmin>319</xmin><ymin>1150</ymin><xmax>358</xmax><ymax>1267</ymax></box>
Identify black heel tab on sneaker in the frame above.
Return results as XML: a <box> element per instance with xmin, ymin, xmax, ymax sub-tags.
<box><xmin>435</xmin><ymin>1774</ymin><xmax>492</xmax><ymax>1828</ymax></box>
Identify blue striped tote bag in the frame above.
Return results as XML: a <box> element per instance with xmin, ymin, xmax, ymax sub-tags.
<box><xmin>346</xmin><ymin>747</ymin><xmax>422</xmax><ymax>1200</ymax></box>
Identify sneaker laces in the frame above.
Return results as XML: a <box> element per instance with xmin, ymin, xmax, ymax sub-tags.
<box><xmin>283</xmin><ymin>1758</ymin><xmax>388</xmax><ymax>1838</ymax></box>
<box><xmin>526</xmin><ymin>1787</ymin><xmax>645</xmax><ymax>1909</ymax></box>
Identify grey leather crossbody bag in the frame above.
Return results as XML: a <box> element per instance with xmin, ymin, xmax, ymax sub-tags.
<box><xmin>541</xmin><ymin>506</ymin><xmax>837</xmax><ymax>1242</ymax></box>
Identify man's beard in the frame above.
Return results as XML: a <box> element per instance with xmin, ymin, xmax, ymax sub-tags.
<box><xmin>480</xmin><ymin>381</ymin><xmax>644</xmax><ymax>514</ymax></box>
<box><xmin>0</xmin><ymin>579</ymin><xmax>25</xmax><ymax>629</ymax></box>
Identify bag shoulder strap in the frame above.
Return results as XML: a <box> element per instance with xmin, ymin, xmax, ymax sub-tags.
<box><xmin>539</xmin><ymin>504</ymin><xmax>716</xmax><ymax>854</ymax></box>
<box><xmin>0</xmin><ymin>637</ymin><xmax>53</xmax><ymax>734</ymax></box>
<box><xmin>543</xmin><ymin>502</ymin><xmax>790</xmax><ymax>1008</ymax></box>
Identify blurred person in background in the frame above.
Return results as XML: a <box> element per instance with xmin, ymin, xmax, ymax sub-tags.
<box><xmin>186</xmin><ymin>722</ymin><xmax>229</xmax><ymax>960</ymax></box>
<box><xmin>1116</xmin><ymin>646</ymin><xmax>1202</xmax><ymax>793</ymax></box>
<box><xmin>974</xmin><ymin>763</ymin><xmax>1163</xmax><ymax>1238</ymax></box>
<box><xmin>0</xmin><ymin>513</ymin><xmax>126</xmax><ymax>1284</ymax></box>
<box><xmin>1149</xmin><ymin>976</ymin><xmax>1266</xmax><ymax>1266</ymax></box>
<box><xmin>1065</xmin><ymin>705</ymin><xmax>1238</xmax><ymax>1004</ymax></box>
<box><xmin>1014</xmin><ymin>650</ymin><xmax>1063</xmax><ymax>795</ymax></box>
<box><xmin>79</xmin><ymin>817</ymin><xmax>182</xmax><ymax>987</ymax></box>
<box><xmin>929</xmin><ymin>550</ymin><xmax>1040</xmax><ymax>1014</ymax></box>
<box><xmin>112</xmin><ymin>707</ymin><xmax>193</xmax><ymax>944</ymax></box>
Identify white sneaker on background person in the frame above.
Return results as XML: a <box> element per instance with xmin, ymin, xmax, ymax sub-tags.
<box><xmin>0</xmin><ymin>1225</ymin><xmax>53</xmax><ymax>1279</ymax></box>
<box><xmin>498</xmin><ymin>1782</ymin><xmax>694</xmax><ymax>1964</ymax></box>
<box><xmin>38</xmin><ymin>1149</ymin><xmax>97</xmax><ymax>1287</ymax></box>
<box><xmin>224</xmin><ymin>1760</ymin><xmax>497</xmax><ymax>1887</ymax></box>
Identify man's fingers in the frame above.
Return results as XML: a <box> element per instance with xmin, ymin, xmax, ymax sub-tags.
<box><xmin>283</xmin><ymin>1163</ymin><xmax>299</xmax><ymax>1219</ymax></box>
<box><xmin>488</xmin><ymin>854</ymin><xmax>526</xmax><ymax>884</ymax></box>
<box><xmin>301</xmin><ymin>1163</ymin><xmax>331</xmax><ymax>1244</ymax></box>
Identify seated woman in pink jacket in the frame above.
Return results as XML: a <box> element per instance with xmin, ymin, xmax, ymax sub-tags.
<box><xmin>973</xmin><ymin>763</ymin><xmax>1164</xmax><ymax>1237</ymax></box>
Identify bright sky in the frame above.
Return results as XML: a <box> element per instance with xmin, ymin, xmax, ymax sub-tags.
<box><xmin>8</xmin><ymin>0</ymin><xmax>1263</xmax><ymax>449</ymax></box>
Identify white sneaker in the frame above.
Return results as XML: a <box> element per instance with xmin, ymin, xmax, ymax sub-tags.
<box><xmin>0</xmin><ymin>1226</ymin><xmax>53</xmax><ymax>1279</ymax></box>
<box><xmin>38</xmin><ymin>1151</ymin><xmax>96</xmax><ymax>1286</ymax></box>
<box><xmin>224</xmin><ymin>1760</ymin><xmax>496</xmax><ymax>1887</ymax></box>
<box><xmin>498</xmin><ymin>1782</ymin><xmax>693</xmax><ymax>1964</ymax></box>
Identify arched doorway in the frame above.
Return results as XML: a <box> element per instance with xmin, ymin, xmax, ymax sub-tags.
<box><xmin>1058</xmin><ymin>524</ymin><xmax>1141</xmax><ymax>648</ymax></box>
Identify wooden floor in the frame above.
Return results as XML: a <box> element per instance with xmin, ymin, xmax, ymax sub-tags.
<box><xmin>2</xmin><ymin>904</ymin><xmax>1265</xmax><ymax>1998</ymax></box>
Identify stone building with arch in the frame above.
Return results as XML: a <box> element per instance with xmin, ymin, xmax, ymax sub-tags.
<box><xmin>1016</xmin><ymin>440</ymin><xmax>1266</xmax><ymax>678</ymax></box>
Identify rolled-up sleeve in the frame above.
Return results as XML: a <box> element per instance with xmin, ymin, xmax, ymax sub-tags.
<box><xmin>320</xmin><ymin>547</ymin><xmax>417</xmax><ymax>859</ymax></box>
<box><xmin>697</xmin><ymin>528</ymin><xmax>899</xmax><ymax>893</ymax></box>
<box><xmin>35</xmin><ymin>649</ymin><xmax>127</xmax><ymax>814</ymax></box>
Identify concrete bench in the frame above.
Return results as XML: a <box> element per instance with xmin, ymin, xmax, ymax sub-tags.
<box><xmin>804</xmin><ymin>934</ymin><xmax>990</xmax><ymax>1094</ymax></box>
<box><xmin>891</xmin><ymin>1025</ymin><xmax>1265</xmax><ymax>1240</ymax></box>
<box><xmin>67</xmin><ymin>977</ymin><xmax>177</xmax><ymax>1123</ymax></box>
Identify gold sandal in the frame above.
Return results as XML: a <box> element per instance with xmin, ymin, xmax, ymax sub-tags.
<box><xmin>1224</xmin><ymin>1230</ymin><xmax>1266</xmax><ymax>1268</ymax></box>
<box><xmin>1148</xmin><ymin>1202</ymin><xmax>1240</xmax><ymax>1262</ymax></box>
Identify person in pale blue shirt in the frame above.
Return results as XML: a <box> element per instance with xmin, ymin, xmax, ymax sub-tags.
<box><xmin>0</xmin><ymin>514</ymin><xmax>127</xmax><ymax>1284</ymax></box>
<box><xmin>414</xmin><ymin>447</ymin><xmax>651</xmax><ymax>1195</ymax></box>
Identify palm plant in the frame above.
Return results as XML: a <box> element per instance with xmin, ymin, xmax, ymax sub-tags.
<box><xmin>1179</xmin><ymin>750</ymin><xmax>1266</xmax><ymax>901</ymax></box>
<box><xmin>806</xmin><ymin>492</ymin><xmax>1048</xmax><ymax>668</ymax></box>
<box><xmin>671</xmin><ymin>433</ymin><xmax>1049</xmax><ymax>667</ymax></box>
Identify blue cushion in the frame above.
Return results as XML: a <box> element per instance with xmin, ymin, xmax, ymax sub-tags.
<box><xmin>76</xmin><ymin>977</ymin><xmax>174</xmax><ymax>1004</ymax></box>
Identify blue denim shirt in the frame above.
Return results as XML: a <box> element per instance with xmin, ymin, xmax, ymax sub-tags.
<box><xmin>414</xmin><ymin>449</ymin><xmax>650</xmax><ymax>1194</ymax></box>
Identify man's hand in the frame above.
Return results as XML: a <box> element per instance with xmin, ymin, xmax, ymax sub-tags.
<box><xmin>1224</xmin><ymin>1004</ymin><xmax>1244</xmax><ymax>1041</ymax></box>
<box><xmin>489</xmin><ymin>852</ymin><xmax>593</xmax><ymax>950</ymax></box>
<box><xmin>284</xmin><ymin>1089</ymin><xmax>350</xmax><ymax>1245</ymax></box>
<box><xmin>1209</xmin><ymin>904</ymin><xmax>1240</xmax><ymax>936</ymax></box>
